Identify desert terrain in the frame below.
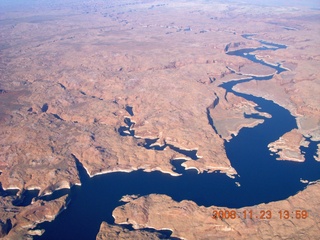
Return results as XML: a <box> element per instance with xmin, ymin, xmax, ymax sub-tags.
<box><xmin>0</xmin><ymin>0</ymin><xmax>319</xmax><ymax>239</ymax></box>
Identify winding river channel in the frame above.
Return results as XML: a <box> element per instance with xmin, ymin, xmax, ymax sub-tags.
<box><xmin>35</xmin><ymin>35</ymin><xmax>320</xmax><ymax>240</ymax></box>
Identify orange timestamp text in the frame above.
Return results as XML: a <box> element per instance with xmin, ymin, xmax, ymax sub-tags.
<box><xmin>212</xmin><ymin>209</ymin><xmax>308</xmax><ymax>220</ymax></box>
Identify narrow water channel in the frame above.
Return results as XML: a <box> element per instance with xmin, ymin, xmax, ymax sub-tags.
<box><xmin>34</xmin><ymin>35</ymin><xmax>320</xmax><ymax>240</ymax></box>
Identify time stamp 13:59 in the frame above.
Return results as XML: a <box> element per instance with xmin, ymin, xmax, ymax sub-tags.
<box><xmin>212</xmin><ymin>209</ymin><xmax>308</xmax><ymax>220</ymax></box>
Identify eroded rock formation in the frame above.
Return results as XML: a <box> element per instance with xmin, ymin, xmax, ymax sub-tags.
<box><xmin>0</xmin><ymin>0</ymin><xmax>319</xmax><ymax>239</ymax></box>
<box><xmin>268</xmin><ymin>129</ymin><xmax>309</xmax><ymax>162</ymax></box>
<box><xmin>113</xmin><ymin>182</ymin><xmax>320</xmax><ymax>240</ymax></box>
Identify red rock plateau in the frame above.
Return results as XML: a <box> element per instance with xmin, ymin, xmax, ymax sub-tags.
<box><xmin>268</xmin><ymin>129</ymin><xmax>309</xmax><ymax>162</ymax></box>
<box><xmin>0</xmin><ymin>0</ymin><xmax>319</xmax><ymax>239</ymax></box>
<box><xmin>113</xmin><ymin>182</ymin><xmax>320</xmax><ymax>240</ymax></box>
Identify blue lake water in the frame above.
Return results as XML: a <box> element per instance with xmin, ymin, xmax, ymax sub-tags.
<box><xmin>33</xmin><ymin>35</ymin><xmax>320</xmax><ymax>240</ymax></box>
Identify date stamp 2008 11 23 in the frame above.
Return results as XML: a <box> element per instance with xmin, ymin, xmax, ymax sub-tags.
<box><xmin>212</xmin><ymin>209</ymin><xmax>308</xmax><ymax>220</ymax></box>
